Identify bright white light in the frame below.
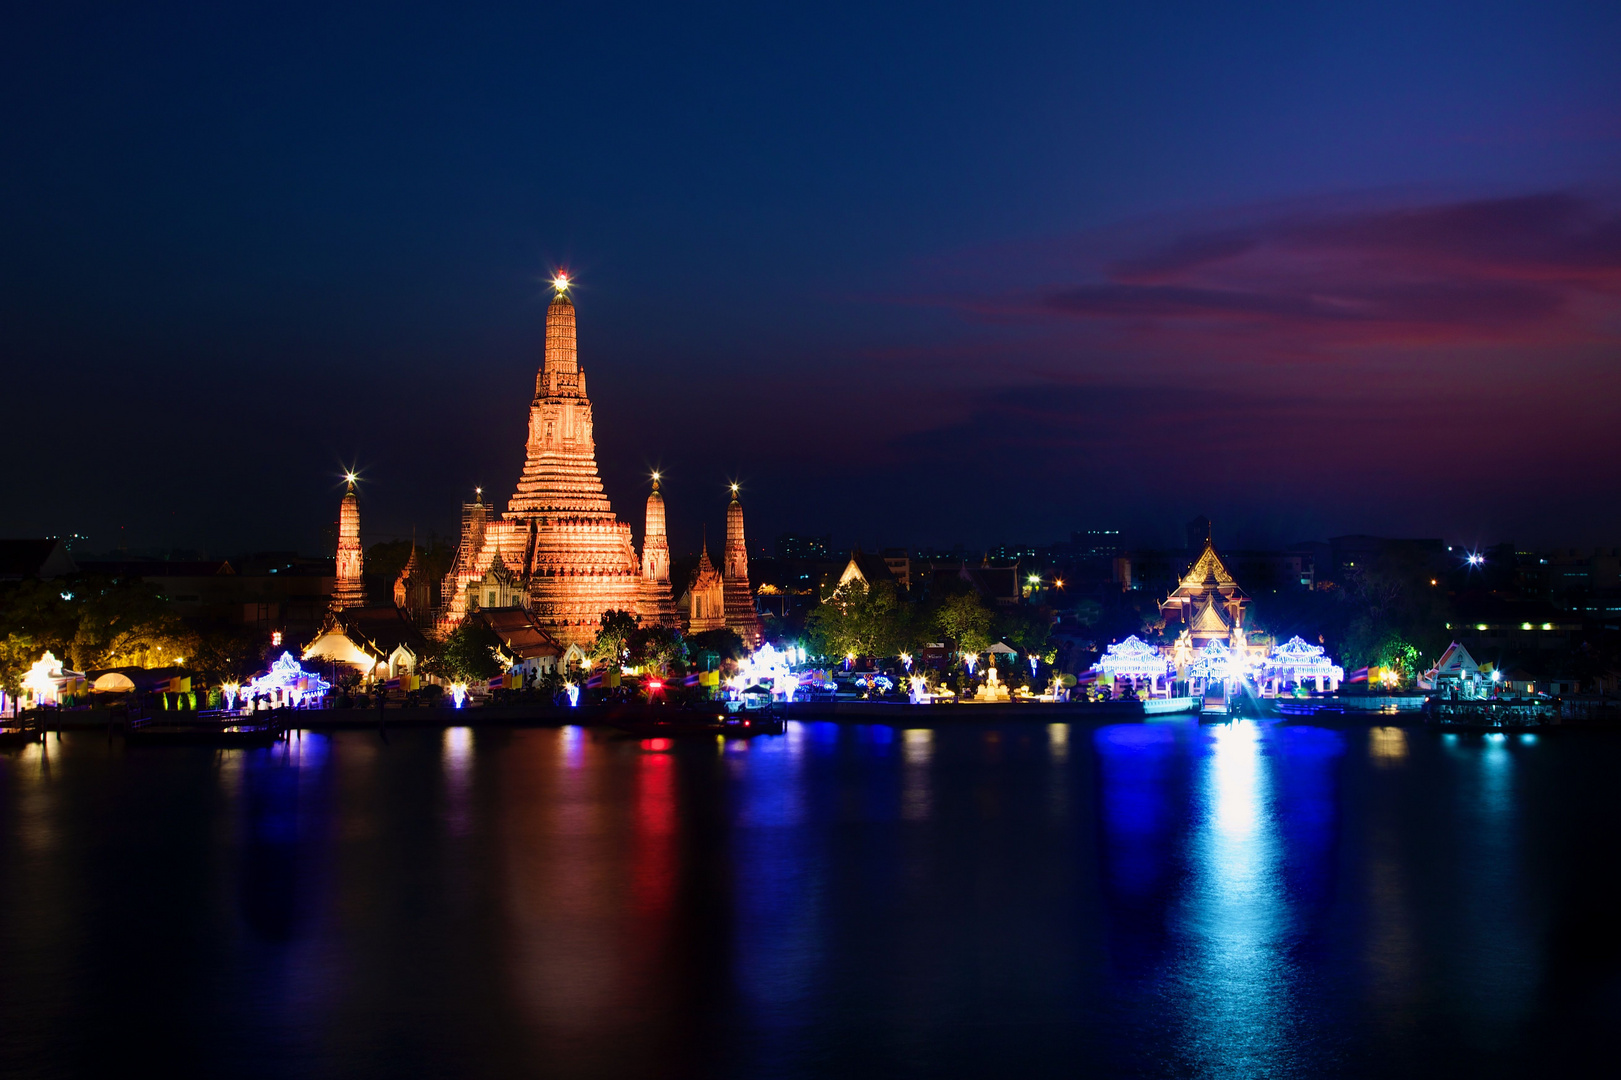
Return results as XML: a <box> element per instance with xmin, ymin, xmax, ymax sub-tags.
<box><xmin>22</xmin><ymin>652</ymin><xmax>63</xmax><ymax>704</ymax></box>
<box><xmin>553</xmin><ymin>273</ymin><xmax>570</xmax><ymax>291</ymax></box>
<box><xmin>450</xmin><ymin>682</ymin><xmax>468</xmax><ymax>708</ymax></box>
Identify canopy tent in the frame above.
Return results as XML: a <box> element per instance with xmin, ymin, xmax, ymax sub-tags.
<box><xmin>1263</xmin><ymin>636</ymin><xmax>1345</xmax><ymax>687</ymax></box>
<box><xmin>1097</xmin><ymin>635</ymin><xmax>1171</xmax><ymax>680</ymax></box>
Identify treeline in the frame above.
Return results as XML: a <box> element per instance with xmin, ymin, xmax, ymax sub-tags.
<box><xmin>0</xmin><ymin>575</ymin><xmax>266</xmax><ymax>694</ymax></box>
<box><xmin>804</xmin><ymin>579</ymin><xmax>1054</xmax><ymax>662</ymax></box>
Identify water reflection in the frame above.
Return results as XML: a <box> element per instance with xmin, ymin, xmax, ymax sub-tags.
<box><xmin>1370</xmin><ymin>726</ymin><xmax>1408</xmax><ymax>765</ymax></box>
<box><xmin>0</xmin><ymin>721</ymin><xmax>1600</xmax><ymax>1078</ymax></box>
<box><xmin>1180</xmin><ymin>719</ymin><xmax>1292</xmax><ymax>1074</ymax></box>
<box><xmin>902</xmin><ymin>729</ymin><xmax>932</xmax><ymax>822</ymax></box>
<box><xmin>442</xmin><ymin>727</ymin><xmax>472</xmax><ymax>836</ymax></box>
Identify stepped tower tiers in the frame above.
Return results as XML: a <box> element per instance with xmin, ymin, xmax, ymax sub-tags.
<box><xmin>639</xmin><ymin>474</ymin><xmax>679</xmax><ymax>627</ymax></box>
<box><xmin>437</xmin><ymin>276</ymin><xmax>642</xmax><ymax>647</ymax></box>
<box><xmin>722</xmin><ymin>486</ymin><xmax>763</xmax><ymax>648</ymax></box>
<box><xmin>687</xmin><ymin>532</ymin><xmax>726</xmax><ymax>633</ymax></box>
<box><xmin>331</xmin><ymin>474</ymin><xmax>366</xmax><ymax>611</ymax></box>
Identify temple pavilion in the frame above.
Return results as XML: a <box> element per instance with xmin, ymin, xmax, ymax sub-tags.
<box><xmin>1159</xmin><ymin>529</ymin><xmax>1250</xmax><ymax>649</ymax></box>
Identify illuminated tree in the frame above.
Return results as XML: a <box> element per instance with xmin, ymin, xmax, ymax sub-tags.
<box><xmin>632</xmin><ymin>624</ymin><xmax>688</xmax><ymax>676</ymax></box>
<box><xmin>593</xmin><ymin>609</ymin><xmax>640</xmax><ymax>668</ymax></box>
<box><xmin>0</xmin><ymin>633</ymin><xmax>38</xmax><ymax>698</ymax></box>
<box><xmin>806</xmin><ymin>579</ymin><xmax>906</xmax><ymax>659</ymax></box>
<box><xmin>424</xmin><ymin>619</ymin><xmax>505</xmax><ymax>682</ymax></box>
<box><xmin>932</xmin><ymin>590</ymin><xmax>995</xmax><ymax>657</ymax></box>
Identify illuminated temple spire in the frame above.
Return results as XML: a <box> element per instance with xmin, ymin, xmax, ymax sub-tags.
<box><xmin>331</xmin><ymin>473</ymin><xmax>365</xmax><ymax>611</ymax></box>
<box><xmin>687</xmin><ymin>530</ymin><xmax>725</xmax><ymax>633</ymax></box>
<box><xmin>640</xmin><ymin>473</ymin><xmax>678</xmax><ymax>627</ymax></box>
<box><xmin>722</xmin><ymin>485</ymin><xmax>762</xmax><ymax>647</ymax></box>
<box><xmin>494</xmin><ymin>273</ymin><xmax>643</xmax><ymax>645</ymax></box>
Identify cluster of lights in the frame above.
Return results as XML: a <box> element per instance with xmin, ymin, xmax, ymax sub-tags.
<box><xmin>247</xmin><ymin>652</ymin><xmax>331</xmax><ymax>707</ymax></box>
<box><xmin>1262</xmin><ymin>636</ymin><xmax>1345</xmax><ymax>684</ymax></box>
<box><xmin>727</xmin><ymin>643</ymin><xmax>803</xmax><ymax>702</ymax></box>
<box><xmin>21</xmin><ymin>652</ymin><xmax>65</xmax><ymax>704</ymax></box>
<box><xmin>1096</xmin><ymin>635</ymin><xmax>1171</xmax><ymax>680</ymax></box>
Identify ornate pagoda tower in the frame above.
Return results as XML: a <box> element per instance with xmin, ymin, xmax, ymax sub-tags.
<box><xmin>722</xmin><ymin>486</ymin><xmax>762</xmax><ymax>647</ymax></box>
<box><xmin>437</xmin><ymin>274</ymin><xmax>643</xmax><ymax>647</ymax></box>
<box><xmin>639</xmin><ymin>473</ymin><xmax>678</xmax><ymax>627</ymax></box>
<box><xmin>331</xmin><ymin>473</ymin><xmax>365</xmax><ymax>611</ymax></box>
<box><xmin>687</xmin><ymin>533</ymin><xmax>725</xmax><ymax>633</ymax></box>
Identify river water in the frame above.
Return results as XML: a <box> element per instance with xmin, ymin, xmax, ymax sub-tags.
<box><xmin>1</xmin><ymin>719</ymin><xmax>1617</xmax><ymax>1078</ymax></box>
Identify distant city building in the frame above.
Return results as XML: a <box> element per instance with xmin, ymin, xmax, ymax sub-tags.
<box><xmin>776</xmin><ymin>533</ymin><xmax>831</xmax><ymax>560</ymax></box>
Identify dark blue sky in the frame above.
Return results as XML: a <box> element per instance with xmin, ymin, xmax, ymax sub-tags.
<box><xmin>4</xmin><ymin>2</ymin><xmax>1620</xmax><ymax>557</ymax></box>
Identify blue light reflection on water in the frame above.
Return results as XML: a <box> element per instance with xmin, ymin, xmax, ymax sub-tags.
<box><xmin>0</xmin><ymin>719</ymin><xmax>1596</xmax><ymax>1079</ymax></box>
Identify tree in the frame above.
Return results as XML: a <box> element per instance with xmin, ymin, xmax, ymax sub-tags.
<box><xmin>805</xmin><ymin>579</ymin><xmax>908</xmax><ymax>659</ymax></box>
<box><xmin>1338</xmin><ymin>553</ymin><xmax>1453</xmax><ymax>669</ymax></box>
<box><xmin>68</xmin><ymin>576</ymin><xmax>192</xmax><ymax>670</ymax></box>
<box><xmin>593</xmin><ymin>609</ymin><xmax>639</xmax><ymax>668</ymax></box>
<box><xmin>687</xmin><ymin>627</ymin><xmax>746</xmax><ymax>667</ymax></box>
<box><xmin>0</xmin><ymin>633</ymin><xmax>38</xmax><ymax>698</ymax></box>
<box><xmin>424</xmin><ymin>619</ymin><xmax>506</xmax><ymax>682</ymax></box>
<box><xmin>632</xmin><ymin>625</ymin><xmax>689</xmax><ymax>676</ymax></box>
<box><xmin>932</xmin><ymin>590</ymin><xmax>995</xmax><ymax>657</ymax></box>
<box><xmin>999</xmin><ymin>605</ymin><xmax>1054</xmax><ymax>658</ymax></box>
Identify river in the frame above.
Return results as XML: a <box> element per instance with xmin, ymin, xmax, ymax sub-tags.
<box><xmin>1</xmin><ymin>718</ymin><xmax>1617</xmax><ymax>1077</ymax></box>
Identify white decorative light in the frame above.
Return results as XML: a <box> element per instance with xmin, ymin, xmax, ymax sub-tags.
<box><xmin>1097</xmin><ymin>635</ymin><xmax>1171</xmax><ymax>680</ymax></box>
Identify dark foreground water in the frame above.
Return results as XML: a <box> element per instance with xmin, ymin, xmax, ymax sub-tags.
<box><xmin>2</xmin><ymin>719</ymin><xmax>1619</xmax><ymax>1078</ymax></box>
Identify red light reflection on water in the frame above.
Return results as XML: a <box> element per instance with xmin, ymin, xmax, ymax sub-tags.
<box><xmin>641</xmin><ymin>738</ymin><xmax>673</xmax><ymax>752</ymax></box>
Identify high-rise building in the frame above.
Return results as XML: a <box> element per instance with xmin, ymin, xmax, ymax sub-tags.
<box><xmin>331</xmin><ymin>474</ymin><xmax>365</xmax><ymax>611</ymax></box>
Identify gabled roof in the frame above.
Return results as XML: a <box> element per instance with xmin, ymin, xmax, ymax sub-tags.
<box><xmin>329</xmin><ymin>605</ymin><xmax>431</xmax><ymax>658</ymax></box>
<box><xmin>929</xmin><ymin>564</ymin><xmax>1019</xmax><ymax>602</ymax></box>
<box><xmin>1179</xmin><ymin>540</ymin><xmax>1237</xmax><ymax>590</ymax></box>
<box><xmin>1190</xmin><ymin>593</ymin><xmax>1233</xmax><ymax>633</ymax></box>
<box><xmin>836</xmin><ymin>550</ymin><xmax>897</xmax><ymax>592</ymax></box>
<box><xmin>1433</xmin><ymin>642</ymin><xmax>1480</xmax><ymax>677</ymax></box>
<box><xmin>474</xmin><ymin>606</ymin><xmax>563</xmax><ymax>660</ymax></box>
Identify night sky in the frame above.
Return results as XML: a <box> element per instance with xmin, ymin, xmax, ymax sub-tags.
<box><xmin>5</xmin><ymin>2</ymin><xmax>1620</xmax><ymax>557</ymax></box>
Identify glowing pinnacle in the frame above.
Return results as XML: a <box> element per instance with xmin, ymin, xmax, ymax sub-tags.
<box><xmin>553</xmin><ymin>272</ymin><xmax>570</xmax><ymax>293</ymax></box>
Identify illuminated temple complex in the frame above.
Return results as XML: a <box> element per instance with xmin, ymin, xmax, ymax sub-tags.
<box><xmin>434</xmin><ymin>276</ymin><xmax>754</xmax><ymax>648</ymax></box>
